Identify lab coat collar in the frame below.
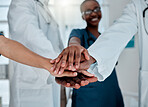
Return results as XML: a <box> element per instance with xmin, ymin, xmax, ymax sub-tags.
<box><xmin>145</xmin><ymin>0</ymin><xmax>148</xmax><ymax>4</ymax></box>
<box><xmin>38</xmin><ymin>0</ymin><xmax>49</xmax><ymax>6</ymax></box>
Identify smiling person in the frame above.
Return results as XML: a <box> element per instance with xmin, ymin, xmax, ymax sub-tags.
<box><xmin>52</xmin><ymin>0</ymin><xmax>124</xmax><ymax>107</ymax></box>
<box><xmin>69</xmin><ymin>1</ymin><xmax>124</xmax><ymax>107</ymax></box>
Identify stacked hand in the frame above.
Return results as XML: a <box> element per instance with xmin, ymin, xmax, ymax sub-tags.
<box><xmin>55</xmin><ymin>73</ymin><xmax>97</xmax><ymax>89</ymax></box>
<box><xmin>50</xmin><ymin>44</ymin><xmax>97</xmax><ymax>89</ymax></box>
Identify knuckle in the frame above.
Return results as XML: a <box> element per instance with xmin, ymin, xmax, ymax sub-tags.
<box><xmin>69</xmin><ymin>53</ymin><xmax>73</xmax><ymax>57</ymax></box>
<box><xmin>62</xmin><ymin>59</ymin><xmax>66</xmax><ymax>62</ymax></box>
<box><xmin>76</xmin><ymin>54</ymin><xmax>80</xmax><ymax>58</ymax></box>
<box><xmin>63</xmin><ymin>52</ymin><xmax>68</xmax><ymax>56</ymax></box>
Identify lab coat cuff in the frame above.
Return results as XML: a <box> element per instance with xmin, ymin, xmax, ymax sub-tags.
<box><xmin>88</xmin><ymin>50</ymin><xmax>109</xmax><ymax>81</ymax></box>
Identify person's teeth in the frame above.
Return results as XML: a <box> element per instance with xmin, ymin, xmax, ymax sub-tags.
<box><xmin>91</xmin><ymin>18</ymin><xmax>98</xmax><ymax>21</ymax></box>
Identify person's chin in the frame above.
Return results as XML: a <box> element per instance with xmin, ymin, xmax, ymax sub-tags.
<box><xmin>90</xmin><ymin>22</ymin><xmax>99</xmax><ymax>27</ymax></box>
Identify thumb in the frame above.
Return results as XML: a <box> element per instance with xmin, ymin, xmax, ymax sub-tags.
<box><xmin>79</xmin><ymin>61</ymin><xmax>90</xmax><ymax>70</ymax></box>
<box><xmin>83</xmin><ymin>49</ymin><xmax>90</xmax><ymax>60</ymax></box>
<box><xmin>77</xmin><ymin>70</ymin><xmax>94</xmax><ymax>77</ymax></box>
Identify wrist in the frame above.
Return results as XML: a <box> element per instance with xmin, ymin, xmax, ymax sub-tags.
<box><xmin>41</xmin><ymin>58</ymin><xmax>53</xmax><ymax>71</ymax></box>
<box><xmin>69</xmin><ymin>43</ymin><xmax>81</xmax><ymax>46</ymax></box>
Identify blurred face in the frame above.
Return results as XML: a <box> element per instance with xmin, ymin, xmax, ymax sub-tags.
<box><xmin>81</xmin><ymin>1</ymin><xmax>102</xmax><ymax>27</ymax></box>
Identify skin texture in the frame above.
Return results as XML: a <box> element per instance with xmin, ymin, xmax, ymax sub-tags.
<box><xmin>53</xmin><ymin>0</ymin><xmax>102</xmax><ymax>89</ymax></box>
<box><xmin>0</xmin><ymin>35</ymin><xmax>77</xmax><ymax>77</ymax></box>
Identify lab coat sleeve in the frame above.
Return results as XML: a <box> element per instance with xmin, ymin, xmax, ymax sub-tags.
<box><xmin>88</xmin><ymin>0</ymin><xmax>138</xmax><ymax>81</ymax></box>
<box><xmin>8</xmin><ymin>0</ymin><xmax>59</xmax><ymax>59</ymax></box>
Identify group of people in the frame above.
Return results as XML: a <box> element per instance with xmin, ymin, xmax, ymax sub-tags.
<box><xmin>0</xmin><ymin>0</ymin><xmax>148</xmax><ymax>107</ymax></box>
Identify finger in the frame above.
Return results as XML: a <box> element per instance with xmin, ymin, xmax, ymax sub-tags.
<box><xmin>84</xmin><ymin>80</ymin><xmax>89</xmax><ymax>85</ymax></box>
<box><xmin>86</xmin><ymin>77</ymin><xmax>98</xmax><ymax>83</ymax></box>
<box><xmin>51</xmin><ymin>63</ymin><xmax>57</xmax><ymax>74</ymax></box>
<box><xmin>74</xmin><ymin>84</ymin><xmax>81</xmax><ymax>89</ymax></box>
<box><xmin>69</xmin><ymin>80</ymin><xmax>76</xmax><ymax>86</ymax></box>
<box><xmin>78</xmin><ymin>70</ymin><xmax>94</xmax><ymax>77</ymax></box>
<box><xmin>66</xmin><ymin>83</ymin><xmax>79</xmax><ymax>89</ymax></box>
<box><xmin>50</xmin><ymin>59</ymin><xmax>56</xmax><ymax>64</ymax></box>
<box><xmin>61</xmin><ymin>77</ymin><xmax>71</xmax><ymax>87</ymax></box>
<box><xmin>55</xmin><ymin>77</ymin><xmax>71</xmax><ymax>87</ymax></box>
<box><xmin>68</xmin><ymin>50</ymin><xmax>75</xmax><ymax>71</ymax></box>
<box><xmin>79</xmin><ymin>61</ymin><xmax>89</xmax><ymax>70</ymax></box>
<box><xmin>74</xmin><ymin>50</ymin><xmax>81</xmax><ymax>69</ymax></box>
<box><xmin>58</xmin><ymin>64</ymin><xmax>67</xmax><ymax>75</ymax></box>
<box><xmin>57</xmin><ymin>77</ymin><xmax>80</xmax><ymax>89</ymax></box>
<box><xmin>55</xmin><ymin>54</ymin><xmax>62</xmax><ymax>63</ymax></box>
<box><xmin>80</xmin><ymin>54</ymin><xmax>85</xmax><ymax>62</ymax></box>
<box><xmin>80</xmin><ymin>80</ymin><xmax>87</xmax><ymax>86</ymax></box>
<box><xmin>57</xmin><ymin>71</ymin><xmax>78</xmax><ymax>77</ymax></box>
<box><xmin>78</xmin><ymin>74</ymin><xmax>89</xmax><ymax>86</ymax></box>
<box><xmin>83</xmin><ymin>49</ymin><xmax>90</xmax><ymax>60</ymax></box>
<box><xmin>61</xmin><ymin>51</ymin><xmax>69</xmax><ymax>68</ymax></box>
<box><xmin>61</xmin><ymin>80</ymin><xmax>71</xmax><ymax>87</ymax></box>
<box><xmin>65</xmin><ymin>78</ymin><xmax>77</xmax><ymax>88</ymax></box>
<box><xmin>72</xmin><ymin>77</ymin><xmax>81</xmax><ymax>84</ymax></box>
<box><xmin>55</xmin><ymin>77</ymin><xmax>63</xmax><ymax>84</ymax></box>
<box><xmin>80</xmin><ymin>74</ymin><xmax>89</xmax><ymax>85</ymax></box>
<box><xmin>55</xmin><ymin>61</ymin><xmax>62</xmax><ymax>74</ymax></box>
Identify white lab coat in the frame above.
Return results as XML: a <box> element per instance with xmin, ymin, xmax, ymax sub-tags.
<box><xmin>88</xmin><ymin>0</ymin><xmax>148</xmax><ymax>106</ymax></box>
<box><xmin>8</xmin><ymin>0</ymin><xmax>64</xmax><ymax>107</ymax></box>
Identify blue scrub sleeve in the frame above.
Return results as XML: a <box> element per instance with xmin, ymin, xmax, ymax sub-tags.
<box><xmin>0</xmin><ymin>33</ymin><xmax>4</xmax><ymax>36</ymax></box>
<box><xmin>68</xmin><ymin>29</ymin><xmax>83</xmax><ymax>44</ymax></box>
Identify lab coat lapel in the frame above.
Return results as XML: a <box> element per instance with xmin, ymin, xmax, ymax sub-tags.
<box><xmin>36</xmin><ymin>0</ymin><xmax>52</xmax><ymax>23</ymax></box>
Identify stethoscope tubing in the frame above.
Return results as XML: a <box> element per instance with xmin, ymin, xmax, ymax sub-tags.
<box><xmin>143</xmin><ymin>1</ymin><xmax>148</xmax><ymax>35</ymax></box>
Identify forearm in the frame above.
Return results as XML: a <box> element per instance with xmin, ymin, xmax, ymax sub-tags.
<box><xmin>0</xmin><ymin>36</ymin><xmax>52</xmax><ymax>70</ymax></box>
<box><xmin>69</xmin><ymin>37</ymin><xmax>81</xmax><ymax>46</ymax></box>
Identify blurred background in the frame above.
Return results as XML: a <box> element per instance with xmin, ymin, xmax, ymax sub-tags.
<box><xmin>0</xmin><ymin>0</ymin><xmax>139</xmax><ymax>107</ymax></box>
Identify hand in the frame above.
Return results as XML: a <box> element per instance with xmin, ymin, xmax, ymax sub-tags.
<box><xmin>50</xmin><ymin>70</ymin><xmax>78</xmax><ymax>77</ymax></box>
<box><xmin>44</xmin><ymin>60</ymin><xmax>78</xmax><ymax>77</ymax></box>
<box><xmin>55</xmin><ymin>72</ymin><xmax>98</xmax><ymax>89</ymax></box>
<box><xmin>50</xmin><ymin>44</ymin><xmax>90</xmax><ymax>74</ymax></box>
<box><xmin>79</xmin><ymin>56</ymin><xmax>96</xmax><ymax>70</ymax></box>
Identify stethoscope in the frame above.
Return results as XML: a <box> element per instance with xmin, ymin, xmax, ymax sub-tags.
<box><xmin>143</xmin><ymin>0</ymin><xmax>148</xmax><ymax>35</ymax></box>
<box><xmin>85</xmin><ymin>28</ymin><xmax>100</xmax><ymax>46</ymax></box>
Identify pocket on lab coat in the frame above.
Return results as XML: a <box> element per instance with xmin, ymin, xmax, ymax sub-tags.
<box><xmin>140</xmin><ymin>70</ymin><xmax>148</xmax><ymax>107</ymax></box>
<box><xmin>20</xmin><ymin>65</ymin><xmax>51</xmax><ymax>87</ymax></box>
<box><xmin>19</xmin><ymin>84</ymin><xmax>54</xmax><ymax>107</ymax></box>
<box><xmin>19</xmin><ymin>66</ymin><xmax>38</xmax><ymax>85</ymax></box>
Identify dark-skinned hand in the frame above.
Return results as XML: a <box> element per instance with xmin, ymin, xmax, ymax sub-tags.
<box><xmin>50</xmin><ymin>45</ymin><xmax>90</xmax><ymax>75</ymax></box>
<box><xmin>55</xmin><ymin>73</ymin><xmax>98</xmax><ymax>89</ymax></box>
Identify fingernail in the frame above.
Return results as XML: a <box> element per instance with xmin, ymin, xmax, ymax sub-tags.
<box><xmin>67</xmin><ymin>83</ymin><xmax>70</xmax><ymax>87</ymax></box>
<box><xmin>50</xmin><ymin>67</ymin><xmax>54</xmax><ymax>71</ymax></box>
<box><xmin>73</xmin><ymin>72</ymin><xmax>77</xmax><ymax>76</ymax></box>
<box><xmin>61</xmin><ymin>63</ymin><xmax>65</xmax><ymax>67</ymax></box>
<box><xmin>76</xmin><ymin>65</ymin><xmax>79</xmax><ymax>69</ymax></box>
<box><xmin>59</xmin><ymin>71</ymin><xmax>62</xmax><ymax>75</ymax></box>
<box><xmin>72</xmin><ymin>68</ymin><xmax>76</xmax><ymax>71</ymax></box>
<box><xmin>85</xmin><ymin>80</ymin><xmax>89</xmax><ymax>83</ymax></box>
<box><xmin>69</xmin><ymin>66</ymin><xmax>72</xmax><ymax>70</ymax></box>
<box><xmin>54</xmin><ymin>70</ymin><xmax>57</xmax><ymax>74</ymax></box>
<box><xmin>56</xmin><ymin>59</ymin><xmax>58</xmax><ymax>62</ymax></box>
